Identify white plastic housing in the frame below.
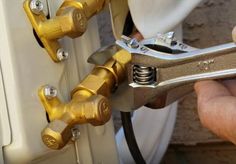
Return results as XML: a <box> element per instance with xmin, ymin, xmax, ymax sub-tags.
<box><xmin>128</xmin><ymin>0</ymin><xmax>202</xmax><ymax>38</ymax></box>
<box><xmin>0</xmin><ymin>0</ymin><xmax>119</xmax><ymax>163</ymax></box>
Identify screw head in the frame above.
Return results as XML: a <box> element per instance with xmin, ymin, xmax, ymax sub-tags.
<box><xmin>165</xmin><ymin>31</ymin><xmax>175</xmax><ymax>40</ymax></box>
<box><xmin>127</xmin><ymin>38</ymin><xmax>139</xmax><ymax>49</ymax></box>
<box><xmin>44</xmin><ymin>85</ymin><xmax>57</xmax><ymax>99</ymax></box>
<box><xmin>71</xmin><ymin>127</ymin><xmax>80</xmax><ymax>141</ymax></box>
<box><xmin>30</xmin><ymin>0</ymin><xmax>44</xmax><ymax>15</ymax></box>
<box><xmin>156</xmin><ymin>31</ymin><xmax>176</xmax><ymax>46</ymax></box>
<box><xmin>57</xmin><ymin>48</ymin><xmax>69</xmax><ymax>61</ymax></box>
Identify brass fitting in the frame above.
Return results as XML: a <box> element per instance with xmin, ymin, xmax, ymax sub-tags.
<box><xmin>39</xmin><ymin>49</ymin><xmax>130</xmax><ymax>149</ymax></box>
<box><xmin>23</xmin><ymin>0</ymin><xmax>110</xmax><ymax>62</ymax></box>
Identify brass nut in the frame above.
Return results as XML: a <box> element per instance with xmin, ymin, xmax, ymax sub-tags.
<box><xmin>77</xmin><ymin>75</ymin><xmax>110</xmax><ymax>96</ymax></box>
<box><xmin>84</xmin><ymin>95</ymin><xmax>111</xmax><ymax>125</ymax></box>
<box><xmin>71</xmin><ymin>9</ymin><xmax>87</xmax><ymax>37</ymax></box>
<box><xmin>42</xmin><ymin>120</ymin><xmax>72</xmax><ymax>150</ymax></box>
<box><xmin>58</xmin><ymin>8</ymin><xmax>87</xmax><ymax>38</ymax></box>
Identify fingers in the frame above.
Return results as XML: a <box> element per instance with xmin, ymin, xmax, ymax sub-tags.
<box><xmin>194</xmin><ymin>80</ymin><xmax>236</xmax><ymax>143</ymax></box>
<box><xmin>194</xmin><ymin>80</ymin><xmax>232</xmax><ymax>102</ymax></box>
<box><xmin>222</xmin><ymin>79</ymin><xmax>236</xmax><ymax>96</ymax></box>
<box><xmin>131</xmin><ymin>32</ymin><xmax>144</xmax><ymax>41</ymax></box>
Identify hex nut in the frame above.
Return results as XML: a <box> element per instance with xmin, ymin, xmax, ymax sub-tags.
<box><xmin>77</xmin><ymin>75</ymin><xmax>110</xmax><ymax>97</ymax></box>
<box><xmin>42</xmin><ymin>120</ymin><xmax>72</xmax><ymax>150</ymax></box>
<box><xmin>84</xmin><ymin>95</ymin><xmax>111</xmax><ymax>125</ymax></box>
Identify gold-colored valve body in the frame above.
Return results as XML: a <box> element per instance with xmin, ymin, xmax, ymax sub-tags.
<box><xmin>39</xmin><ymin>49</ymin><xmax>130</xmax><ymax>149</ymax></box>
<box><xmin>23</xmin><ymin>0</ymin><xmax>109</xmax><ymax>62</ymax></box>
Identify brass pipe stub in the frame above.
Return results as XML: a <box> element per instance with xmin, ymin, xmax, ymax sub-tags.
<box><xmin>39</xmin><ymin>85</ymin><xmax>111</xmax><ymax>149</ymax></box>
<box><xmin>38</xmin><ymin>49</ymin><xmax>131</xmax><ymax>149</ymax></box>
<box><xmin>23</xmin><ymin>0</ymin><xmax>109</xmax><ymax>62</ymax></box>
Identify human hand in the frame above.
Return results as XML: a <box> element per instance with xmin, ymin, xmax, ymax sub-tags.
<box><xmin>194</xmin><ymin>27</ymin><xmax>236</xmax><ymax>144</ymax></box>
<box><xmin>195</xmin><ymin>79</ymin><xmax>236</xmax><ymax>143</ymax></box>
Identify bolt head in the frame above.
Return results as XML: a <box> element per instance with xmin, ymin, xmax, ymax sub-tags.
<box><xmin>127</xmin><ymin>38</ymin><xmax>139</xmax><ymax>49</ymax></box>
<box><xmin>44</xmin><ymin>85</ymin><xmax>57</xmax><ymax>99</ymax></box>
<box><xmin>30</xmin><ymin>0</ymin><xmax>44</xmax><ymax>15</ymax></box>
<box><xmin>165</xmin><ymin>31</ymin><xmax>175</xmax><ymax>40</ymax></box>
<box><xmin>57</xmin><ymin>48</ymin><xmax>69</xmax><ymax>61</ymax></box>
<box><xmin>71</xmin><ymin>127</ymin><xmax>80</xmax><ymax>141</ymax></box>
<box><xmin>156</xmin><ymin>31</ymin><xmax>176</xmax><ymax>46</ymax></box>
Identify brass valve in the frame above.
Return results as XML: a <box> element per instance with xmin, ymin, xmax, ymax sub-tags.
<box><xmin>38</xmin><ymin>49</ymin><xmax>130</xmax><ymax>149</ymax></box>
<box><xmin>23</xmin><ymin>0</ymin><xmax>110</xmax><ymax>62</ymax></box>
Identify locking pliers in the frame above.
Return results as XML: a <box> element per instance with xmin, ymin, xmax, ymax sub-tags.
<box><xmin>90</xmin><ymin>32</ymin><xmax>236</xmax><ymax>112</ymax></box>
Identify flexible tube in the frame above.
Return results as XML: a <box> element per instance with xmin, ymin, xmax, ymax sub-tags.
<box><xmin>120</xmin><ymin>12</ymin><xmax>146</xmax><ymax>164</ymax></box>
<box><xmin>121</xmin><ymin>112</ymin><xmax>146</xmax><ymax>164</ymax></box>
